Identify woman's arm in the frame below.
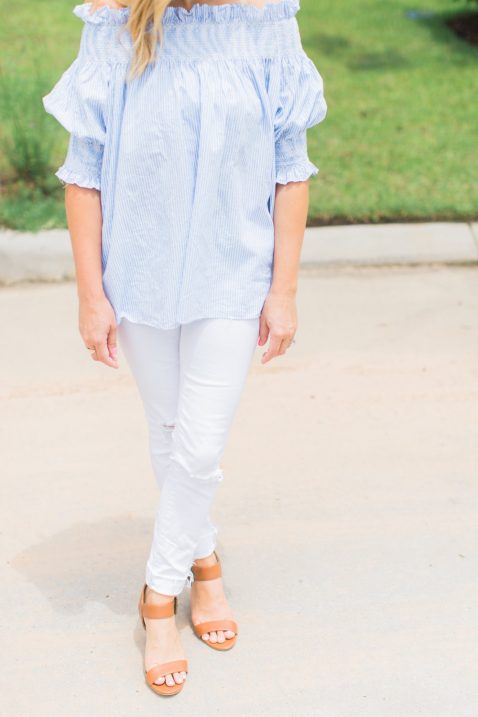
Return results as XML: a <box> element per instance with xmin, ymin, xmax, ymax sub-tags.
<box><xmin>65</xmin><ymin>184</ymin><xmax>118</xmax><ymax>368</ymax></box>
<box><xmin>258</xmin><ymin>180</ymin><xmax>309</xmax><ymax>364</ymax></box>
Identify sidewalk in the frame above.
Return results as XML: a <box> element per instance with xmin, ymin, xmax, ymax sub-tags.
<box><xmin>1</xmin><ymin>222</ymin><xmax>477</xmax><ymax>284</ymax></box>
<box><xmin>1</xmin><ymin>265</ymin><xmax>478</xmax><ymax>716</ymax></box>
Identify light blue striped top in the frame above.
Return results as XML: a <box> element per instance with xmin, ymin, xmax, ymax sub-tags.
<box><xmin>43</xmin><ymin>1</ymin><xmax>327</xmax><ymax>329</ymax></box>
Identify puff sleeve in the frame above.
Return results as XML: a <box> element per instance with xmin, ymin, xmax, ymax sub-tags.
<box><xmin>42</xmin><ymin>3</ymin><xmax>129</xmax><ymax>189</ymax></box>
<box><xmin>273</xmin><ymin>53</ymin><xmax>327</xmax><ymax>185</ymax></box>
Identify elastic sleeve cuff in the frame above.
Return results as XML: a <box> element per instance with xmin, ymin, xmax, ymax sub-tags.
<box><xmin>54</xmin><ymin>134</ymin><xmax>103</xmax><ymax>189</ymax></box>
<box><xmin>275</xmin><ymin>129</ymin><xmax>320</xmax><ymax>184</ymax></box>
<box><xmin>55</xmin><ymin>165</ymin><xmax>101</xmax><ymax>190</ymax></box>
<box><xmin>276</xmin><ymin>158</ymin><xmax>319</xmax><ymax>185</ymax></box>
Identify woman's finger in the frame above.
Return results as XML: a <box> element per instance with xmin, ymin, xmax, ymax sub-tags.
<box><xmin>261</xmin><ymin>333</ymin><xmax>282</xmax><ymax>363</ymax></box>
<box><xmin>95</xmin><ymin>339</ymin><xmax>113</xmax><ymax>367</ymax></box>
<box><xmin>107</xmin><ymin>324</ymin><xmax>119</xmax><ymax>365</ymax></box>
<box><xmin>282</xmin><ymin>336</ymin><xmax>295</xmax><ymax>353</ymax></box>
<box><xmin>277</xmin><ymin>338</ymin><xmax>288</xmax><ymax>355</ymax></box>
<box><xmin>84</xmin><ymin>343</ymin><xmax>98</xmax><ymax>361</ymax></box>
<box><xmin>258</xmin><ymin>313</ymin><xmax>269</xmax><ymax>346</ymax></box>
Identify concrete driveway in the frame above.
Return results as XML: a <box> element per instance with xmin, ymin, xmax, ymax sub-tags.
<box><xmin>1</xmin><ymin>265</ymin><xmax>477</xmax><ymax>716</ymax></box>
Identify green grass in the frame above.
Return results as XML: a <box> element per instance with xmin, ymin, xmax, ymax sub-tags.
<box><xmin>0</xmin><ymin>0</ymin><xmax>477</xmax><ymax>230</ymax></box>
<box><xmin>302</xmin><ymin>0</ymin><xmax>478</xmax><ymax>223</ymax></box>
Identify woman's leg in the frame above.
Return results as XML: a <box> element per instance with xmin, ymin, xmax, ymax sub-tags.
<box><xmin>118</xmin><ymin>318</ymin><xmax>187</xmax><ymax>688</ymax></box>
<box><xmin>145</xmin><ymin>316</ymin><xmax>259</xmax><ymax>595</ymax></box>
<box><xmin>117</xmin><ymin>318</ymin><xmax>218</xmax><ymax>565</ymax></box>
<box><xmin>118</xmin><ymin>316</ymin><xmax>258</xmax><ymax>684</ymax></box>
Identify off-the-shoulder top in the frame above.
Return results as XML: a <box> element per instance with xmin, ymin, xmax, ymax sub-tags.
<box><xmin>42</xmin><ymin>1</ymin><xmax>327</xmax><ymax>330</ymax></box>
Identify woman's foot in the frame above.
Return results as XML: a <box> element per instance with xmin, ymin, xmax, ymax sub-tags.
<box><xmin>190</xmin><ymin>552</ymin><xmax>236</xmax><ymax>645</ymax></box>
<box><xmin>143</xmin><ymin>586</ymin><xmax>187</xmax><ymax>687</ymax></box>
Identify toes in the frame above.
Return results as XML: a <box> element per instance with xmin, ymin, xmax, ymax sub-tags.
<box><xmin>154</xmin><ymin>671</ymin><xmax>186</xmax><ymax>687</ymax></box>
<box><xmin>201</xmin><ymin>630</ymin><xmax>235</xmax><ymax>643</ymax></box>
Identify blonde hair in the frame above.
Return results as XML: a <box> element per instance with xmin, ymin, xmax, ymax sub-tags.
<box><xmin>117</xmin><ymin>0</ymin><xmax>171</xmax><ymax>80</ymax></box>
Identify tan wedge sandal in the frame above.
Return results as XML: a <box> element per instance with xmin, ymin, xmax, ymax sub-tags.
<box><xmin>138</xmin><ymin>584</ymin><xmax>189</xmax><ymax>696</ymax></box>
<box><xmin>190</xmin><ymin>551</ymin><xmax>238</xmax><ymax>651</ymax></box>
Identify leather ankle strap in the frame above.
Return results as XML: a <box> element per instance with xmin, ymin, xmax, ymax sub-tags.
<box><xmin>191</xmin><ymin>551</ymin><xmax>222</xmax><ymax>581</ymax></box>
<box><xmin>140</xmin><ymin>585</ymin><xmax>176</xmax><ymax>619</ymax></box>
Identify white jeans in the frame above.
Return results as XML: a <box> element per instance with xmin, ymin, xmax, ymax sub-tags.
<box><xmin>117</xmin><ymin>317</ymin><xmax>259</xmax><ymax>595</ymax></box>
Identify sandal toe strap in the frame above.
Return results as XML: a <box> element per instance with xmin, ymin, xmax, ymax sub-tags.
<box><xmin>193</xmin><ymin>619</ymin><xmax>238</xmax><ymax>637</ymax></box>
<box><xmin>146</xmin><ymin>659</ymin><xmax>188</xmax><ymax>686</ymax></box>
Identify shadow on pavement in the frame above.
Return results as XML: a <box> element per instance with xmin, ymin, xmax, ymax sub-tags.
<box><xmin>11</xmin><ymin>514</ymin><xmax>191</xmax><ymax>629</ymax></box>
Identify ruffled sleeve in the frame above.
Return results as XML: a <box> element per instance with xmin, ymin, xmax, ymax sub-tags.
<box><xmin>42</xmin><ymin>3</ymin><xmax>130</xmax><ymax>189</ymax></box>
<box><xmin>273</xmin><ymin>53</ymin><xmax>327</xmax><ymax>185</ymax></box>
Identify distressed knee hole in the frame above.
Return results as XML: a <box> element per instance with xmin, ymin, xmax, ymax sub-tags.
<box><xmin>170</xmin><ymin>454</ymin><xmax>224</xmax><ymax>483</ymax></box>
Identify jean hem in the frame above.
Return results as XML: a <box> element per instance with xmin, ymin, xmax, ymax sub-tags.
<box><xmin>145</xmin><ymin>568</ymin><xmax>188</xmax><ymax>597</ymax></box>
<box><xmin>192</xmin><ymin>542</ymin><xmax>217</xmax><ymax>561</ymax></box>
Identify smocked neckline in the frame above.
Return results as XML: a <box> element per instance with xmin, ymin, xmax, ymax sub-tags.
<box><xmin>73</xmin><ymin>0</ymin><xmax>300</xmax><ymax>25</ymax></box>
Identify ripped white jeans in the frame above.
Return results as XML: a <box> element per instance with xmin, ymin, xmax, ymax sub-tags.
<box><xmin>117</xmin><ymin>316</ymin><xmax>259</xmax><ymax>595</ymax></box>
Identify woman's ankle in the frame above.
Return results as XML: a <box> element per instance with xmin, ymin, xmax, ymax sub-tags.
<box><xmin>145</xmin><ymin>585</ymin><xmax>176</xmax><ymax>604</ymax></box>
<box><xmin>192</xmin><ymin>550</ymin><xmax>218</xmax><ymax>568</ymax></box>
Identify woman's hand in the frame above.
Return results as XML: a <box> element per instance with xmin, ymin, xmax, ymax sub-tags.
<box><xmin>258</xmin><ymin>290</ymin><xmax>297</xmax><ymax>364</ymax></box>
<box><xmin>79</xmin><ymin>294</ymin><xmax>119</xmax><ymax>369</ymax></box>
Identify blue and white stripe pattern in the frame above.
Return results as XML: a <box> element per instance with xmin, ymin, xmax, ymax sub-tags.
<box><xmin>43</xmin><ymin>1</ymin><xmax>327</xmax><ymax>329</ymax></box>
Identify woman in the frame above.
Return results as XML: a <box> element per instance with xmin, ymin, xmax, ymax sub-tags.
<box><xmin>43</xmin><ymin>0</ymin><xmax>327</xmax><ymax>697</ymax></box>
